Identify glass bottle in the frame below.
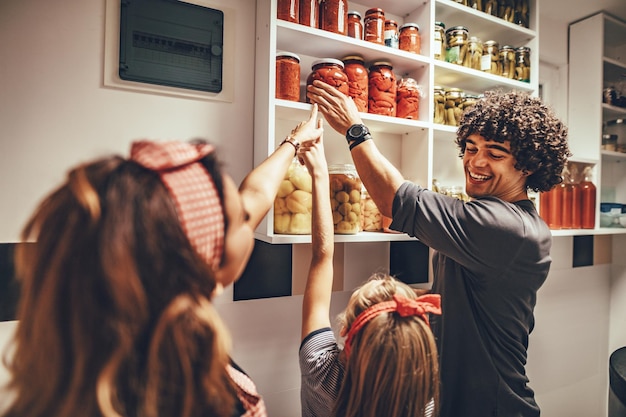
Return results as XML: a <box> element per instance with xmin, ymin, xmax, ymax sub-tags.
<box><xmin>515</xmin><ymin>46</ymin><xmax>531</xmax><ymax>82</ymax></box>
<box><xmin>580</xmin><ymin>167</ymin><xmax>597</xmax><ymax>229</ymax></box>
<box><xmin>329</xmin><ymin>164</ymin><xmax>363</xmax><ymax>234</ymax></box>
<box><xmin>278</xmin><ymin>0</ymin><xmax>299</xmax><ymax>23</ymax></box>
<box><xmin>570</xmin><ymin>167</ymin><xmax>582</xmax><ymax>229</ymax></box>
<box><xmin>368</xmin><ymin>61</ymin><xmax>397</xmax><ymax>116</ymax></box>
<box><xmin>319</xmin><ymin>0</ymin><xmax>348</xmax><ymax>35</ymax></box>
<box><xmin>275</xmin><ymin>52</ymin><xmax>301</xmax><ymax>102</ymax></box>
<box><xmin>548</xmin><ymin>184</ymin><xmax>562</xmax><ymax>229</ymax></box>
<box><xmin>306</xmin><ymin>58</ymin><xmax>349</xmax><ymax>102</ymax></box>
<box><xmin>347</xmin><ymin>11</ymin><xmax>363</xmax><ymax>39</ymax></box>
<box><xmin>560</xmin><ymin>166</ymin><xmax>574</xmax><ymax>229</ymax></box>
<box><xmin>446</xmin><ymin>26</ymin><xmax>469</xmax><ymax>66</ymax></box>
<box><xmin>499</xmin><ymin>45</ymin><xmax>516</xmax><ymax>78</ymax></box>
<box><xmin>384</xmin><ymin>19</ymin><xmax>399</xmax><ymax>49</ymax></box>
<box><xmin>364</xmin><ymin>8</ymin><xmax>385</xmax><ymax>45</ymax></box>
<box><xmin>433</xmin><ymin>21</ymin><xmax>446</xmax><ymax>61</ymax></box>
<box><xmin>396</xmin><ymin>77</ymin><xmax>421</xmax><ymax>119</ymax></box>
<box><xmin>399</xmin><ymin>23</ymin><xmax>421</xmax><ymax>54</ymax></box>
<box><xmin>299</xmin><ymin>0</ymin><xmax>319</xmax><ymax>28</ymax></box>
<box><xmin>342</xmin><ymin>55</ymin><xmax>368</xmax><ymax>112</ymax></box>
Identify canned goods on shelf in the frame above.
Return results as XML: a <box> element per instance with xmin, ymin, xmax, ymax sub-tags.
<box><xmin>347</xmin><ymin>10</ymin><xmax>363</xmax><ymax>39</ymax></box>
<box><xmin>319</xmin><ymin>0</ymin><xmax>348</xmax><ymax>35</ymax></box>
<box><xmin>368</xmin><ymin>61</ymin><xmax>397</xmax><ymax>117</ymax></box>
<box><xmin>306</xmin><ymin>58</ymin><xmax>349</xmax><ymax>102</ymax></box>
<box><xmin>399</xmin><ymin>23</ymin><xmax>421</xmax><ymax>54</ymax></box>
<box><xmin>384</xmin><ymin>19</ymin><xmax>399</xmax><ymax>48</ymax></box>
<box><xmin>329</xmin><ymin>164</ymin><xmax>363</xmax><ymax>234</ymax></box>
<box><xmin>342</xmin><ymin>55</ymin><xmax>369</xmax><ymax>112</ymax></box>
<box><xmin>433</xmin><ymin>21</ymin><xmax>446</xmax><ymax>60</ymax></box>
<box><xmin>275</xmin><ymin>52</ymin><xmax>301</xmax><ymax>102</ymax></box>
<box><xmin>364</xmin><ymin>8</ymin><xmax>385</xmax><ymax>45</ymax></box>
<box><xmin>445</xmin><ymin>26</ymin><xmax>469</xmax><ymax>66</ymax></box>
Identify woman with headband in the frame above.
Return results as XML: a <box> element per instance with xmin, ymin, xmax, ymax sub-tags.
<box><xmin>1</xmin><ymin>105</ymin><xmax>323</xmax><ymax>417</ymax></box>
<box><xmin>298</xmin><ymin>126</ymin><xmax>442</xmax><ymax>417</ymax></box>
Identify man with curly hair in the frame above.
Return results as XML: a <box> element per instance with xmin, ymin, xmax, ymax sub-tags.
<box><xmin>306</xmin><ymin>83</ymin><xmax>570</xmax><ymax>417</ymax></box>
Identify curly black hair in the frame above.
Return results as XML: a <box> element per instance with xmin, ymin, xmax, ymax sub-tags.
<box><xmin>455</xmin><ymin>90</ymin><xmax>571</xmax><ymax>192</ymax></box>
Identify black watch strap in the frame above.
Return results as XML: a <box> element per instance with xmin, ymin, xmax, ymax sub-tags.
<box><xmin>349</xmin><ymin>135</ymin><xmax>371</xmax><ymax>150</ymax></box>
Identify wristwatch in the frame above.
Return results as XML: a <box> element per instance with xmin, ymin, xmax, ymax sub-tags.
<box><xmin>279</xmin><ymin>135</ymin><xmax>300</xmax><ymax>156</ymax></box>
<box><xmin>345</xmin><ymin>124</ymin><xmax>372</xmax><ymax>150</ymax></box>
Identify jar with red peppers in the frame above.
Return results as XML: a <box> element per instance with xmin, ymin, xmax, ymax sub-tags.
<box><xmin>342</xmin><ymin>55</ymin><xmax>368</xmax><ymax>112</ymax></box>
<box><xmin>299</xmin><ymin>0</ymin><xmax>319</xmax><ymax>28</ymax></box>
<box><xmin>319</xmin><ymin>0</ymin><xmax>348</xmax><ymax>35</ymax></box>
<box><xmin>368</xmin><ymin>61</ymin><xmax>397</xmax><ymax>117</ymax></box>
<box><xmin>306</xmin><ymin>58</ymin><xmax>350</xmax><ymax>103</ymax></box>
<box><xmin>347</xmin><ymin>11</ymin><xmax>363</xmax><ymax>40</ymax></box>
<box><xmin>364</xmin><ymin>8</ymin><xmax>385</xmax><ymax>45</ymax></box>
<box><xmin>277</xmin><ymin>0</ymin><xmax>299</xmax><ymax>23</ymax></box>
<box><xmin>275</xmin><ymin>52</ymin><xmax>301</xmax><ymax>102</ymax></box>
<box><xmin>384</xmin><ymin>19</ymin><xmax>399</xmax><ymax>49</ymax></box>
<box><xmin>396</xmin><ymin>77</ymin><xmax>421</xmax><ymax>119</ymax></box>
<box><xmin>399</xmin><ymin>23</ymin><xmax>421</xmax><ymax>54</ymax></box>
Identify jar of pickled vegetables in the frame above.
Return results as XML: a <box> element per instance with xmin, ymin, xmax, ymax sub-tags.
<box><xmin>515</xmin><ymin>46</ymin><xmax>531</xmax><ymax>82</ymax></box>
<box><xmin>466</xmin><ymin>36</ymin><xmax>483</xmax><ymax>69</ymax></box>
<box><xmin>499</xmin><ymin>0</ymin><xmax>515</xmax><ymax>22</ymax></box>
<box><xmin>342</xmin><ymin>55</ymin><xmax>368</xmax><ymax>112</ymax></box>
<box><xmin>299</xmin><ymin>0</ymin><xmax>319</xmax><ymax>27</ymax></box>
<box><xmin>384</xmin><ymin>19</ymin><xmax>399</xmax><ymax>48</ymax></box>
<box><xmin>444</xmin><ymin>88</ymin><xmax>464</xmax><ymax>126</ymax></box>
<box><xmin>274</xmin><ymin>158</ymin><xmax>312</xmax><ymax>234</ymax></box>
<box><xmin>275</xmin><ymin>52</ymin><xmax>301</xmax><ymax>102</ymax></box>
<box><xmin>469</xmin><ymin>0</ymin><xmax>482</xmax><ymax>10</ymax></box>
<box><xmin>499</xmin><ymin>45</ymin><xmax>515</xmax><ymax>78</ymax></box>
<box><xmin>364</xmin><ymin>8</ymin><xmax>385</xmax><ymax>45</ymax></box>
<box><xmin>445</xmin><ymin>26</ymin><xmax>469</xmax><ymax>66</ymax></box>
<box><xmin>368</xmin><ymin>61</ymin><xmax>397</xmax><ymax>116</ymax></box>
<box><xmin>433</xmin><ymin>21</ymin><xmax>446</xmax><ymax>61</ymax></box>
<box><xmin>306</xmin><ymin>58</ymin><xmax>349</xmax><ymax>102</ymax></box>
<box><xmin>278</xmin><ymin>0</ymin><xmax>299</xmax><ymax>23</ymax></box>
<box><xmin>515</xmin><ymin>0</ymin><xmax>530</xmax><ymax>27</ymax></box>
<box><xmin>481</xmin><ymin>40</ymin><xmax>501</xmax><ymax>75</ymax></box>
<box><xmin>319</xmin><ymin>0</ymin><xmax>348</xmax><ymax>35</ymax></box>
<box><xmin>347</xmin><ymin>11</ymin><xmax>363</xmax><ymax>39</ymax></box>
<box><xmin>361</xmin><ymin>189</ymin><xmax>382</xmax><ymax>231</ymax></box>
<box><xmin>329</xmin><ymin>164</ymin><xmax>362</xmax><ymax>234</ymax></box>
<box><xmin>399</xmin><ymin>23</ymin><xmax>421</xmax><ymax>54</ymax></box>
<box><xmin>483</xmin><ymin>0</ymin><xmax>498</xmax><ymax>16</ymax></box>
<box><xmin>433</xmin><ymin>86</ymin><xmax>446</xmax><ymax>124</ymax></box>
<box><xmin>396</xmin><ymin>77</ymin><xmax>421</xmax><ymax>119</ymax></box>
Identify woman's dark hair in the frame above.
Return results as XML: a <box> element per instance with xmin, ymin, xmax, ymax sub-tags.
<box><xmin>3</xmin><ymin>144</ymin><xmax>236</xmax><ymax>417</ymax></box>
<box><xmin>455</xmin><ymin>90</ymin><xmax>571</xmax><ymax>192</ymax></box>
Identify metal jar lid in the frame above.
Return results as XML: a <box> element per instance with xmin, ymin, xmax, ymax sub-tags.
<box><xmin>347</xmin><ymin>10</ymin><xmax>362</xmax><ymax>18</ymax></box>
<box><xmin>311</xmin><ymin>58</ymin><xmax>345</xmax><ymax>69</ymax></box>
<box><xmin>276</xmin><ymin>51</ymin><xmax>300</xmax><ymax>62</ymax></box>
<box><xmin>370</xmin><ymin>61</ymin><xmax>393</xmax><ymax>69</ymax></box>
<box><xmin>341</xmin><ymin>55</ymin><xmax>365</xmax><ymax>63</ymax></box>
<box><xmin>400</xmin><ymin>22</ymin><xmax>420</xmax><ymax>31</ymax></box>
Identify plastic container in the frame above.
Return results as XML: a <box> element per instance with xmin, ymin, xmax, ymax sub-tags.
<box><xmin>274</xmin><ymin>159</ymin><xmax>312</xmax><ymax>234</ymax></box>
<box><xmin>299</xmin><ymin>0</ymin><xmax>319</xmax><ymax>27</ymax></box>
<box><xmin>275</xmin><ymin>52</ymin><xmax>301</xmax><ymax>102</ymax></box>
<box><xmin>319</xmin><ymin>0</ymin><xmax>348</xmax><ymax>35</ymax></box>
<box><xmin>329</xmin><ymin>164</ymin><xmax>363</xmax><ymax>234</ymax></box>
<box><xmin>368</xmin><ymin>61</ymin><xmax>397</xmax><ymax>116</ymax></box>
<box><xmin>347</xmin><ymin>11</ymin><xmax>363</xmax><ymax>39</ymax></box>
<box><xmin>306</xmin><ymin>58</ymin><xmax>349</xmax><ymax>102</ymax></box>
<box><xmin>342</xmin><ymin>55</ymin><xmax>369</xmax><ymax>112</ymax></box>
<box><xmin>399</xmin><ymin>23</ymin><xmax>421</xmax><ymax>54</ymax></box>
<box><xmin>364</xmin><ymin>8</ymin><xmax>385</xmax><ymax>45</ymax></box>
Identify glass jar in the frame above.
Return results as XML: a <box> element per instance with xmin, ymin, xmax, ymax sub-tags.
<box><xmin>445</xmin><ymin>26</ymin><xmax>469</xmax><ymax>66</ymax></box>
<box><xmin>361</xmin><ymin>189</ymin><xmax>382</xmax><ymax>231</ymax></box>
<box><xmin>342</xmin><ymin>55</ymin><xmax>369</xmax><ymax>112</ymax></box>
<box><xmin>274</xmin><ymin>159</ymin><xmax>312</xmax><ymax>234</ymax></box>
<box><xmin>275</xmin><ymin>52</ymin><xmax>301</xmax><ymax>102</ymax></box>
<box><xmin>481</xmin><ymin>40</ymin><xmax>501</xmax><ymax>75</ymax></box>
<box><xmin>498</xmin><ymin>0</ymin><xmax>515</xmax><ymax>23</ymax></box>
<box><xmin>433</xmin><ymin>21</ymin><xmax>446</xmax><ymax>61</ymax></box>
<box><xmin>364</xmin><ymin>8</ymin><xmax>385</xmax><ymax>45</ymax></box>
<box><xmin>277</xmin><ymin>0</ymin><xmax>299</xmax><ymax>23</ymax></box>
<box><xmin>399</xmin><ymin>23</ymin><xmax>421</xmax><ymax>54</ymax></box>
<box><xmin>319</xmin><ymin>0</ymin><xmax>348</xmax><ymax>35</ymax></box>
<box><xmin>470</xmin><ymin>0</ymin><xmax>483</xmax><ymax>11</ymax></box>
<box><xmin>384</xmin><ymin>19</ymin><xmax>399</xmax><ymax>49</ymax></box>
<box><xmin>347</xmin><ymin>11</ymin><xmax>363</xmax><ymax>40</ymax></box>
<box><xmin>299</xmin><ymin>0</ymin><xmax>319</xmax><ymax>28</ymax></box>
<box><xmin>515</xmin><ymin>46</ymin><xmax>531</xmax><ymax>82</ymax></box>
<box><xmin>306</xmin><ymin>58</ymin><xmax>349</xmax><ymax>103</ymax></box>
<box><xmin>499</xmin><ymin>45</ymin><xmax>516</xmax><ymax>78</ymax></box>
<box><xmin>329</xmin><ymin>164</ymin><xmax>363</xmax><ymax>234</ymax></box>
<box><xmin>484</xmin><ymin>0</ymin><xmax>498</xmax><ymax>16</ymax></box>
<box><xmin>466</xmin><ymin>36</ymin><xmax>483</xmax><ymax>70</ymax></box>
<box><xmin>515</xmin><ymin>0</ymin><xmax>530</xmax><ymax>27</ymax></box>
<box><xmin>444</xmin><ymin>88</ymin><xmax>464</xmax><ymax>126</ymax></box>
<box><xmin>396</xmin><ymin>77</ymin><xmax>421</xmax><ymax>119</ymax></box>
<box><xmin>433</xmin><ymin>86</ymin><xmax>446</xmax><ymax>124</ymax></box>
<box><xmin>368</xmin><ymin>61</ymin><xmax>397</xmax><ymax>117</ymax></box>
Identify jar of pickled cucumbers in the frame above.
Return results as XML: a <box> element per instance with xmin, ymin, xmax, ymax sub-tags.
<box><xmin>499</xmin><ymin>45</ymin><xmax>516</xmax><ymax>78</ymax></box>
<box><xmin>274</xmin><ymin>158</ymin><xmax>312</xmax><ymax>234</ymax></box>
<box><xmin>515</xmin><ymin>46</ymin><xmax>531</xmax><ymax>82</ymax></box>
<box><xmin>483</xmin><ymin>0</ymin><xmax>498</xmax><ymax>16</ymax></box>
<box><xmin>466</xmin><ymin>36</ymin><xmax>483</xmax><ymax>70</ymax></box>
<box><xmin>481</xmin><ymin>40</ymin><xmax>501</xmax><ymax>75</ymax></box>
<box><xmin>499</xmin><ymin>0</ymin><xmax>515</xmax><ymax>23</ymax></box>
<box><xmin>329</xmin><ymin>164</ymin><xmax>362</xmax><ymax>234</ymax></box>
<box><xmin>469</xmin><ymin>0</ymin><xmax>482</xmax><ymax>10</ymax></box>
<box><xmin>444</xmin><ymin>88</ymin><xmax>464</xmax><ymax>126</ymax></box>
<box><xmin>445</xmin><ymin>26</ymin><xmax>469</xmax><ymax>66</ymax></box>
<box><xmin>433</xmin><ymin>86</ymin><xmax>446</xmax><ymax>125</ymax></box>
<box><xmin>433</xmin><ymin>21</ymin><xmax>446</xmax><ymax>61</ymax></box>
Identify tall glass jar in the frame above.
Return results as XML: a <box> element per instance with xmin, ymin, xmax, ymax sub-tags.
<box><xmin>275</xmin><ymin>52</ymin><xmax>301</xmax><ymax>102</ymax></box>
<box><xmin>306</xmin><ymin>58</ymin><xmax>349</xmax><ymax>102</ymax></box>
<box><xmin>274</xmin><ymin>158</ymin><xmax>312</xmax><ymax>234</ymax></box>
<box><xmin>433</xmin><ymin>21</ymin><xmax>446</xmax><ymax>61</ymax></box>
<box><xmin>515</xmin><ymin>0</ymin><xmax>530</xmax><ymax>27</ymax></box>
<box><xmin>319</xmin><ymin>0</ymin><xmax>348</xmax><ymax>35</ymax></box>
<box><xmin>368</xmin><ymin>61</ymin><xmax>397</xmax><ymax>117</ymax></box>
<box><xmin>384</xmin><ymin>19</ymin><xmax>399</xmax><ymax>49</ymax></box>
<box><xmin>347</xmin><ymin>11</ymin><xmax>363</xmax><ymax>39</ymax></box>
<box><xmin>329</xmin><ymin>164</ymin><xmax>362</xmax><ymax>234</ymax></box>
<box><xmin>277</xmin><ymin>0</ymin><xmax>299</xmax><ymax>23</ymax></box>
<box><xmin>484</xmin><ymin>0</ymin><xmax>499</xmax><ymax>16</ymax></box>
<box><xmin>470</xmin><ymin>0</ymin><xmax>482</xmax><ymax>10</ymax></box>
<box><xmin>499</xmin><ymin>0</ymin><xmax>515</xmax><ymax>22</ymax></box>
<box><xmin>361</xmin><ymin>189</ymin><xmax>382</xmax><ymax>232</ymax></box>
<box><xmin>467</xmin><ymin>36</ymin><xmax>483</xmax><ymax>70</ymax></box>
<box><xmin>399</xmin><ymin>23</ymin><xmax>421</xmax><ymax>54</ymax></box>
<box><xmin>396</xmin><ymin>77</ymin><xmax>421</xmax><ymax>119</ymax></box>
<box><xmin>342</xmin><ymin>55</ymin><xmax>368</xmax><ymax>112</ymax></box>
<box><xmin>433</xmin><ymin>86</ymin><xmax>446</xmax><ymax>124</ymax></box>
<box><xmin>299</xmin><ymin>0</ymin><xmax>319</xmax><ymax>28</ymax></box>
<box><xmin>515</xmin><ymin>46</ymin><xmax>531</xmax><ymax>82</ymax></box>
<box><xmin>481</xmin><ymin>40</ymin><xmax>501</xmax><ymax>75</ymax></box>
<box><xmin>499</xmin><ymin>45</ymin><xmax>516</xmax><ymax>78</ymax></box>
<box><xmin>445</xmin><ymin>26</ymin><xmax>469</xmax><ymax>66</ymax></box>
<box><xmin>444</xmin><ymin>88</ymin><xmax>464</xmax><ymax>126</ymax></box>
<box><xmin>364</xmin><ymin>8</ymin><xmax>385</xmax><ymax>45</ymax></box>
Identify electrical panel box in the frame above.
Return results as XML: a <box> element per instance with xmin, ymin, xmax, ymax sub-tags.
<box><xmin>119</xmin><ymin>0</ymin><xmax>224</xmax><ymax>93</ymax></box>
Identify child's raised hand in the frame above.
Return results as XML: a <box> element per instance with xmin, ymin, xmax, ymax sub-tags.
<box><xmin>290</xmin><ymin>104</ymin><xmax>324</xmax><ymax>145</ymax></box>
<box><xmin>297</xmin><ymin>117</ymin><xmax>327</xmax><ymax>177</ymax></box>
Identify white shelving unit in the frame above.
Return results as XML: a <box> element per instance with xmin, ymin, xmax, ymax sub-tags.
<box><xmin>568</xmin><ymin>12</ymin><xmax>626</xmax><ymax>233</ymax></box>
<box><xmin>255</xmin><ymin>0</ymin><xmax>539</xmax><ymax>244</ymax></box>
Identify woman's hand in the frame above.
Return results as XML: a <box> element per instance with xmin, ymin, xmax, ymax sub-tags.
<box><xmin>290</xmin><ymin>104</ymin><xmax>324</xmax><ymax>144</ymax></box>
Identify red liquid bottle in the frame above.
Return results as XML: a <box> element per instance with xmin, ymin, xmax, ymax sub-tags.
<box><xmin>560</xmin><ymin>167</ymin><xmax>574</xmax><ymax>229</ymax></box>
<box><xmin>539</xmin><ymin>191</ymin><xmax>551</xmax><ymax>226</ymax></box>
<box><xmin>580</xmin><ymin>167</ymin><xmax>597</xmax><ymax>229</ymax></box>
<box><xmin>548</xmin><ymin>186</ymin><xmax>563</xmax><ymax>229</ymax></box>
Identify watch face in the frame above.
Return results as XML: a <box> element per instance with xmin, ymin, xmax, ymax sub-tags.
<box><xmin>349</xmin><ymin>124</ymin><xmax>366</xmax><ymax>138</ymax></box>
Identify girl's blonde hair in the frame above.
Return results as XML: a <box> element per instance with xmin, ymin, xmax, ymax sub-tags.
<box><xmin>334</xmin><ymin>273</ymin><xmax>440</xmax><ymax>417</ymax></box>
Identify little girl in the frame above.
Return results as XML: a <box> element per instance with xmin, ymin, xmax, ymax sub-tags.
<box><xmin>297</xmin><ymin>128</ymin><xmax>441</xmax><ymax>417</ymax></box>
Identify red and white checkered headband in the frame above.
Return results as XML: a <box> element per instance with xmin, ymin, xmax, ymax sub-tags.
<box><xmin>130</xmin><ymin>140</ymin><xmax>225</xmax><ymax>269</ymax></box>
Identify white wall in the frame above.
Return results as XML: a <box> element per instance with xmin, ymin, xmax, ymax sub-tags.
<box><xmin>1</xmin><ymin>2</ymin><xmax>625</xmax><ymax>416</ymax></box>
